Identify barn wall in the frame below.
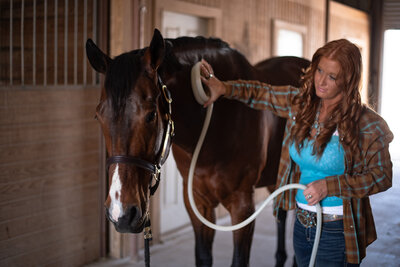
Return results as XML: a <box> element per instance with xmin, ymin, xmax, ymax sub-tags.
<box><xmin>0</xmin><ymin>88</ymin><xmax>101</xmax><ymax>267</ymax></box>
<box><xmin>145</xmin><ymin>0</ymin><xmax>325</xmax><ymax>63</ymax></box>
<box><xmin>328</xmin><ymin>1</ymin><xmax>370</xmax><ymax>103</ymax></box>
<box><xmin>219</xmin><ymin>0</ymin><xmax>325</xmax><ymax>63</ymax></box>
<box><xmin>0</xmin><ymin>0</ymin><xmax>105</xmax><ymax>266</ymax></box>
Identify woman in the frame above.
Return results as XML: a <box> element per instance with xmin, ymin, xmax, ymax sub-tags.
<box><xmin>200</xmin><ymin>39</ymin><xmax>393</xmax><ymax>266</ymax></box>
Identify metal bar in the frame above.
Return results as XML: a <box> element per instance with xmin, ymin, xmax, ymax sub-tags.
<box><xmin>54</xmin><ymin>0</ymin><xmax>58</xmax><ymax>85</ymax></box>
<box><xmin>64</xmin><ymin>0</ymin><xmax>68</xmax><ymax>84</ymax></box>
<box><xmin>92</xmin><ymin>0</ymin><xmax>97</xmax><ymax>85</ymax></box>
<box><xmin>9</xmin><ymin>0</ymin><xmax>13</xmax><ymax>85</ymax></box>
<box><xmin>3</xmin><ymin>84</ymin><xmax>99</xmax><ymax>90</ymax></box>
<box><xmin>74</xmin><ymin>0</ymin><xmax>78</xmax><ymax>84</ymax></box>
<box><xmin>44</xmin><ymin>0</ymin><xmax>48</xmax><ymax>86</ymax></box>
<box><xmin>83</xmin><ymin>0</ymin><xmax>87</xmax><ymax>85</ymax></box>
<box><xmin>139</xmin><ymin>1</ymin><xmax>147</xmax><ymax>48</ymax></box>
<box><xmin>21</xmin><ymin>0</ymin><xmax>24</xmax><ymax>85</ymax></box>
<box><xmin>325</xmin><ymin>0</ymin><xmax>329</xmax><ymax>43</ymax></box>
<box><xmin>33</xmin><ymin>0</ymin><xmax>36</xmax><ymax>85</ymax></box>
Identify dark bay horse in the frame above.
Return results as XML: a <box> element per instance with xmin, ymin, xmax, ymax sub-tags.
<box><xmin>86</xmin><ymin>29</ymin><xmax>310</xmax><ymax>267</ymax></box>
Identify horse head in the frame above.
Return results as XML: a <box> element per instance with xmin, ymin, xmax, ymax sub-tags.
<box><xmin>86</xmin><ymin>29</ymin><xmax>173</xmax><ymax>233</ymax></box>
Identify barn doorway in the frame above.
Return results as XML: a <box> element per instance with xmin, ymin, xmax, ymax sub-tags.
<box><xmin>159</xmin><ymin>11</ymin><xmax>209</xmax><ymax>235</ymax></box>
<box><xmin>380</xmin><ymin>29</ymin><xmax>400</xmax><ymax>160</ymax></box>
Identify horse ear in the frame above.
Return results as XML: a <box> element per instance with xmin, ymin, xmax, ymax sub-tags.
<box><xmin>86</xmin><ymin>39</ymin><xmax>111</xmax><ymax>74</ymax></box>
<box><xmin>144</xmin><ymin>29</ymin><xmax>165</xmax><ymax>73</ymax></box>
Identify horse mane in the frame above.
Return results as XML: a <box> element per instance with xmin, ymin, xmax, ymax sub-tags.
<box><xmin>104</xmin><ymin>35</ymin><xmax>253</xmax><ymax>117</ymax></box>
<box><xmin>162</xmin><ymin>36</ymin><xmax>255</xmax><ymax>80</ymax></box>
<box><xmin>166</xmin><ymin>36</ymin><xmax>231</xmax><ymax>64</ymax></box>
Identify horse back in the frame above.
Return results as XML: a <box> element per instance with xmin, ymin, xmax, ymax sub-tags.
<box><xmin>254</xmin><ymin>56</ymin><xmax>310</xmax><ymax>188</ymax></box>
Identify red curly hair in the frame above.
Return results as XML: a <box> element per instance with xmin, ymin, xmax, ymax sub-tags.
<box><xmin>291</xmin><ymin>39</ymin><xmax>363</xmax><ymax>157</ymax></box>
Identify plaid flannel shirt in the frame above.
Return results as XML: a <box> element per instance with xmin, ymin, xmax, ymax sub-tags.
<box><xmin>224</xmin><ymin>80</ymin><xmax>393</xmax><ymax>264</ymax></box>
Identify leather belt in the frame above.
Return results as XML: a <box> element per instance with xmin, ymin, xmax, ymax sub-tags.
<box><xmin>296</xmin><ymin>206</ymin><xmax>343</xmax><ymax>228</ymax></box>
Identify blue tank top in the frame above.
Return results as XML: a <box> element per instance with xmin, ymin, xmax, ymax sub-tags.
<box><xmin>289</xmin><ymin>133</ymin><xmax>345</xmax><ymax>207</ymax></box>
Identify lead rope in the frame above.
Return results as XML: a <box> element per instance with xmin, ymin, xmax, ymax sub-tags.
<box><xmin>143</xmin><ymin>169</ymin><xmax>161</xmax><ymax>267</ymax></box>
<box><xmin>189</xmin><ymin>62</ymin><xmax>322</xmax><ymax>267</ymax></box>
<box><xmin>144</xmin><ymin>218</ymin><xmax>152</xmax><ymax>267</ymax></box>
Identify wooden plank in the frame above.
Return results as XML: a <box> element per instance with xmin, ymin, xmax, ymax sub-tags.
<box><xmin>42</xmin><ymin>238</ymin><xmax>100</xmax><ymax>267</ymax></box>
<box><xmin>0</xmin><ymin>119</ymin><xmax>99</xmax><ymax>146</ymax></box>
<box><xmin>0</xmin><ymin>218</ymin><xmax>100</xmax><ymax>265</ymax></box>
<box><xmin>0</xmin><ymin>198</ymin><xmax>99</xmax><ymax>241</ymax></box>
<box><xmin>1</xmin><ymin>235</ymin><xmax>100</xmax><ymax>267</ymax></box>
<box><xmin>0</xmin><ymin>200</ymin><xmax>100</xmax><ymax>244</ymax></box>
<box><xmin>0</xmin><ymin>167</ymin><xmax>98</xmax><ymax>205</ymax></box>
<box><xmin>3</xmin><ymin>87</ymin><xmax>99</xmax><ymax>107</ymax></box>
<box><xmin>0</xmin><ymin>135</ymin><xmax>99</xmax><ymax>164</ymax></box>
<box><xmin>0</xmin><ymin>151</ymin><xmax>99</xmax><ymax>183</ymax></box>
<box><xmin>0</xmin><ymin>88</ymin><xmax>100</xmax><ymax>125</ymax></box>
<box><xmin>0</xmin><ymin>103</ymin><xmax>97</xmax><ymax>125</ymax></box>
<box><xmin>0</xmin><ymin>182</ymin><xmax>99</xmax><ymax>222</ymax></box>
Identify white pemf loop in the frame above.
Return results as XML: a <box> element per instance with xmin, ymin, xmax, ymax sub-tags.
<box><xmin>191</xmin><ymin>61</ymin><xmax>210</xmax><ymax>105</ymax></box>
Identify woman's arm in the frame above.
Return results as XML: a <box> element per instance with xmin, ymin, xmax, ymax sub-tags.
<box><xmin>200</xmin><ymin>59</ymin><xmax>298</xmax><ymax>119</ymax></box>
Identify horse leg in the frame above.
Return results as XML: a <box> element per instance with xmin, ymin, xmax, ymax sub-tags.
<box><xmin>275</xmin><ymin>208</ymin><xmax>298</xmax><ymax>267</ymax></box>
<box><xmin>275</xmin><ymin>208</ymin><xmax>287</xmax><ymax>267</ymax></box>
<box><xmin>183</xmin><ymin>184</ymin><xmax>216</xmax><ymax>267</ymax></box>
<box><xmin>225</xmin><ymin>192</ymin><xmax>255</xmax><ymax>267</ymax></box>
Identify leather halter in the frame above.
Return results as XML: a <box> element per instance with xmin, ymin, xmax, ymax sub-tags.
<box><xmin>106</xmin><ymin>74</ymin><xmax>174</xmax><ymax>196</ymax></box>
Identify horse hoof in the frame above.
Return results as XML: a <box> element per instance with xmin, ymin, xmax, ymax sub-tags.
<box><xmin>274</xmin><ymin>253</ymin><xmax>287</xmax><ymax>267</ymax></box>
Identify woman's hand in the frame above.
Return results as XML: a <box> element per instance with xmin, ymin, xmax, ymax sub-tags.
<box><xmin>199</xmin><ymin>59</ymin><xmax>227</xmax><ymax>107</ymax></box>
<box><xmin>303</xmin><ymin>179</ymin><xmax>328</xmax><ymax>206</ymax></box>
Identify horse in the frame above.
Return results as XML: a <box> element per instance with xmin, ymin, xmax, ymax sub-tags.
<box><xmin>86</xmin><ymin>29</ymin><xmax>310</xmax><ymax>267</ymax></box>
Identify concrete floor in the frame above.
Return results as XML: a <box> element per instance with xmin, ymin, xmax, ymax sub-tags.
<box><xmin>87</xmin><ymin>159</ymin><xmax>400</xmax><ymax>267</ymax></box>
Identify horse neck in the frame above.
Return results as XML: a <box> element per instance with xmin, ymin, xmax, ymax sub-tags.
<box><xmin>160</xmin><ymin>61</ymin><xmax>203</xmax><ymax>152</ymax></box>
<box><xmin>159</xmin><ymin>47</ymin><xmax>257</xmax><ymax>153</ymax></box>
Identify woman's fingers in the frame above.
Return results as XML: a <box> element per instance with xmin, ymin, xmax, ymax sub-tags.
<box><xmin>200</xmin><ymin>59</ymin><xmax>214</xmax><ymax>78</ymax></box>
<box><xmin>303</xmin><ymin>180</ymin><xmax>328</xmax><ymax>205</ymax></box>
<box><xmin>200</xmin><ymin>64</ymin><xmax>210</xmax><ymax>78</ymax></box>
<box><xmin>199</xmin><ymin>59</ymin><xmax>227</xmax><ymax>107</ymax></box>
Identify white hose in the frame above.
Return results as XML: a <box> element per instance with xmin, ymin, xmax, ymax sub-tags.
<box><xmin>189</xmin><ymin>61</ymin><xmax>321</xmax><ymax>267</ymax></box>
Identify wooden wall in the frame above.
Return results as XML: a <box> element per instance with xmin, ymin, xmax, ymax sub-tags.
<box><xmin>219</xmin><ymin>0</ymin><xmax>325</xmax><ymax>63</ymax></box>
<box><xmin>0</xmin><ymin>88</ymin><xmax>101</xmax><ymax>267</ymax></box>
<box><xmin>146</xmin><ymin>0</ymin><xmax>326</xmax><ymax>63</ymax></box>
<box><xmin>328</xmin><ymin>1</ymin><xmax>370</xmax><ymax>103</ymax></box>
<box><xmin>0</xmin><ymin>0</ymin><xmax>105</xmax><ymax>266</ymax></box>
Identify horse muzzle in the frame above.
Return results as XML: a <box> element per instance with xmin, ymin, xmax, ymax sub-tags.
<box><xmin>106</xmin><ymin>205</ymin><xmax>145</xmax><ymax>233</ymax></box>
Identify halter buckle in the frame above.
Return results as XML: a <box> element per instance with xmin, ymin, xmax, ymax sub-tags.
<box><xmin>166</xmin><ymin>114</ymin><xmax>175</xmax><ymax>137</ymax></box>
<box><xmin>144</xmin><ymin>226</ymin><xmax>153</xmax><ymax>240</ymax></box>
<box><xmin>161</xmin><ymin>85</ymin><xmax>172</xmax><ymax>104</ymax></box>
<box><xmin>152</xmin><ymin>165</ymin><xmax>161</xmax><ymax>181</ymax></box>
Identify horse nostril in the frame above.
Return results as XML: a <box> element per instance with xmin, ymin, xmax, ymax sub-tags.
<box><xmin>128</xmin><ymin>205</ymin><xmax>141</xmax><ymax>225</ymax></box>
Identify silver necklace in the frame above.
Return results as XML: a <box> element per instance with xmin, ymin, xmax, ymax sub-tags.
<box><xmin>312</xmin><ymin>103</ymin><xmax>324</xmax><ymax>137</ymax></box>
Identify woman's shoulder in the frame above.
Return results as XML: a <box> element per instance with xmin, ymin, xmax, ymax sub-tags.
<box><xmin>359</xmin><ymin>105</ymin><xmax>393</xmax><ymax>142</ymax></box>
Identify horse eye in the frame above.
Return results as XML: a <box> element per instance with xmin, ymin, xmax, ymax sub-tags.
<box><xmin>145</xmin><ymin>111</ymin><xmax>157</xmax><ymax>123</ymax></box>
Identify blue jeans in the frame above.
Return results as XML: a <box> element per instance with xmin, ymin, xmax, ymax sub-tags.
<box><xmin>293</xmin><ymin>217</ymin><xmax>360</xmax><ymax>267</ymax></box>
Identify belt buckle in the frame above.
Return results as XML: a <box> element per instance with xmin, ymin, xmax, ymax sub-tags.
<box><xmin>296</xmin><ymin>208</ymin><xmax>316</xmax><ymax>228</ymax></box>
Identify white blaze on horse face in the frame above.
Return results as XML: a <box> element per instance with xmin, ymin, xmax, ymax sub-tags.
<box><xmin>109</xmin><ymin>164</ymin><xmax>123</xmax><ymax>222</ymax></box>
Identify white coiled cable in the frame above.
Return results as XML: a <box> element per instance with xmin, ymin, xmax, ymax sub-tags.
<box><xmin>188</xmin><ymin>62</ymin><xmax>322</xmax><ymax>267</ymax></box>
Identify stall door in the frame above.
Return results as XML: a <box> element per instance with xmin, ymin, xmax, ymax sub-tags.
<box><xmin>160</xmin><ymin>12</ymin><xmax>208</xmax><ymax>234</ymax></box>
